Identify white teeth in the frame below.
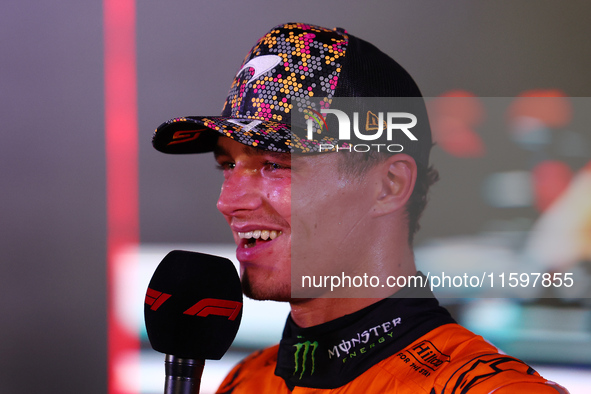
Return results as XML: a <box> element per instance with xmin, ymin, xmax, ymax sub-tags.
<box><xmin>238</xmin><ymin>230</ymin><xmax>281</xmax><ymax>240</ymax></box>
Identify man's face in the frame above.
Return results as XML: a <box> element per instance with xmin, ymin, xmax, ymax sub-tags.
<box><xmin>215</xmin><ymin>137</ymin><xmax>292</xmax><ymax>301</ymax></box>
<box><xmin>215</xmin><ymin>137</ymin><xmax>375</xmax><ymax>301</ymax></box>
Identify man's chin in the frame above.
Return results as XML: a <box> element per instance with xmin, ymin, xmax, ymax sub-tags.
<box><xmin>241</xmin><ymin>273</ymin><xmax>292</xmax><ymax>302</ymax></box>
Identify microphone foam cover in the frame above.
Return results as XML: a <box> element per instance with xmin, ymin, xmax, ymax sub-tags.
<box><xmin>144</xmin><ymin>250</ymin><xmax>243</xmax><ymax>359</ymax></box>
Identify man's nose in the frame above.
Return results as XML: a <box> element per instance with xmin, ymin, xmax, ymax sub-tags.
<box><xmin>216</xmin><ymin>169</ymin><xmax>262</xmax><ymax>215</ymax></box>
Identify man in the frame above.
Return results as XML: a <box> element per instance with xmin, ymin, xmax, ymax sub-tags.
<box><xmin>153</xmin><ymin>23</ymin><xmax>568</xmax><ymax>393</ymax></box>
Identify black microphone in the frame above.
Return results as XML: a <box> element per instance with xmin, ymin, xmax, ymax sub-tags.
<box><xmin>144</xmin><ymin>250</ymin><xmax>243</xmax><ymax>394</ymax></box>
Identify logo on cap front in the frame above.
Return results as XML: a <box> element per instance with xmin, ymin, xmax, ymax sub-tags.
<box><xmin>237</xmin><ymin>55</ymin><xmax>282</xmax><ymax>86</ymax></box>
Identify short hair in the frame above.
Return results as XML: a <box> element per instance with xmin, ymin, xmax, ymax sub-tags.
<box><xmin>337</xmin><ymin>151</ymin><xmax>439</xmax><ymax>245</ymax></box>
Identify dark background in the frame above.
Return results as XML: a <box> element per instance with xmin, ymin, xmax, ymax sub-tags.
<box><xmin>1</xmin><ymin>1</ymin><xmax>590</xmax><ymax>392</ymax></box>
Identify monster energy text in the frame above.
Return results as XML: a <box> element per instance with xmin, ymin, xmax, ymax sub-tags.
<box><xmin>328</xmin><ymin>317</ymin><xmax>402</xmax><ymax>361</ymax></box>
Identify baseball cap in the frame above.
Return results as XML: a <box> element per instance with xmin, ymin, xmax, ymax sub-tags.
<box><xmin>152</xmin><ymin>22</ymin><xmax>432</xmax><ymax>166</ymax></box>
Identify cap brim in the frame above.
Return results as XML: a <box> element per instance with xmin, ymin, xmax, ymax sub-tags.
<box><xmin>153</xmin><ymin>116</ymin><xmax>295</xmax><ymax>154</ymax></box>
<box><xmin>153</xmin><ymin>115</ymin><xmax>345</xmax><ymax>154</ymax></box>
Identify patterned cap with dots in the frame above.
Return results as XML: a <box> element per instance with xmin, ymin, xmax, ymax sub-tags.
<box><xmin>152</xmin><ymin>22</ymin><xmax>432</xmax><ymax>165</ymax></box>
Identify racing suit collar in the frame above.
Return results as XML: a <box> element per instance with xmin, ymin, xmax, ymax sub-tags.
<box><xmin>275</xmin><ymin>272</ymin><xmax>456</xmax><ymax>390</ymax></box>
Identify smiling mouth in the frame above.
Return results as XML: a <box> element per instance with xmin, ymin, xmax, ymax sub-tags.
<box><xmin>238</xmin><ymin>230</ymin><xmax>282</xmax><ymax>248</ymax></box>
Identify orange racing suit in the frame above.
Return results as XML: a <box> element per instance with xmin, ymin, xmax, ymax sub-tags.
<box><xmin>216</xmin><ymin>283</ymin><xmax>569</xmax><ymax>393</ymax></box>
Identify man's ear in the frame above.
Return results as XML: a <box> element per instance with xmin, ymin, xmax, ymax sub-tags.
<box><xmin>371</xmin><ymin>154</ymin><xmax>417</xmax><ymax>217</ymax></box>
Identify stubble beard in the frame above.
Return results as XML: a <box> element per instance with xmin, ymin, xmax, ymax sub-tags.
<box><xmin>240</xmin><ymin>270</ymin><xmax>292</xmax><ymax>302</ymax></box>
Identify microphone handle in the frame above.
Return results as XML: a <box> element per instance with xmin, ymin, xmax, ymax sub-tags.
<box><xmin>164</xmin><ymin>354</ymin><xmax>205</xmax><ymax>394</ymax></box>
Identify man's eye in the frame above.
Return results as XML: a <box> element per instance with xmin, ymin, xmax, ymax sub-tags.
<box><xmin>264</xmin><ymin>162</ymin><xmax>289</xmax><ymax>171</ymax></box>
<box><xmin>216</xmin><ymin>162</ymin><xmax>235</xmax><ymax>171</ymax></box>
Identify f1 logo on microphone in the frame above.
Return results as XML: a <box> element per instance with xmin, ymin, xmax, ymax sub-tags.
<box><xmin>145</xmin><ymin>288</ymin><xmax>172</xmax><ymax>311</ymax></box>
<box><xmin>184</xmin><ymin>298</ymin><xmax>242</xmax><ymax>321</ymax></box>
<box><xmin>145</xmin><ymin>289</ymin><xmax>242</xmax><ymax>321</ymax></box>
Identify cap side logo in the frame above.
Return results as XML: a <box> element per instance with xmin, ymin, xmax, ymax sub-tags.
<box><xmin>237</xmin><ymin>55</ymin><xmax>282</xmax><ymax>85</ymax></box>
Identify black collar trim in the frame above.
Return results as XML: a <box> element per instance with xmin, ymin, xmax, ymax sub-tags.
<box><xmin>274</xmin><ymin>274</ymin><xmax>455</xmax><ymax>389</ymax></box>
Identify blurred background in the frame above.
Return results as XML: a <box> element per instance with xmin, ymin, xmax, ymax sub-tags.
<box><xmin>1</xmin><ymin>1</ymin><xmax>590</xmax><ymax>393</ymax></box>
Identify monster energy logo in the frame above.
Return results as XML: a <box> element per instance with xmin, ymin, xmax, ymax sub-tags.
<box><xmin>293</xmin><ymin>340</ymin><xmax>318</xmax><ymax>379</ymax></box>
